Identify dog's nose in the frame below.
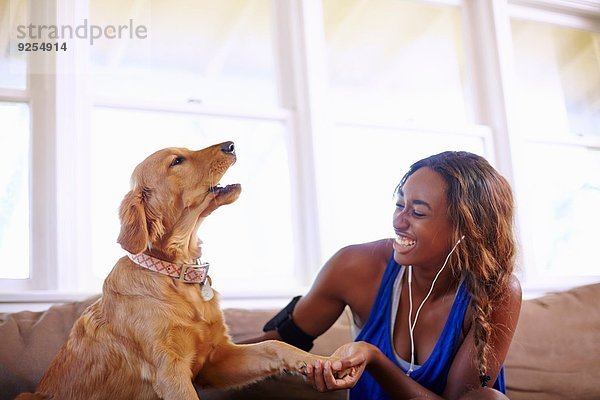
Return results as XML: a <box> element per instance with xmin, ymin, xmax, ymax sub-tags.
<box><xmin>221</xmin><ymin>141</ymin><xmax>235</xmax><ymax>155</ymax></box>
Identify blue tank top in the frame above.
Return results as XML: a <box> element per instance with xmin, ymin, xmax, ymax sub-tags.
<box><xmin>350</xmin><ymin>254</ymin><xmax>505</xmax><ymax>399</ymax></box>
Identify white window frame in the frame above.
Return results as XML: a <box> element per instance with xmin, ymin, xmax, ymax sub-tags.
<box><xmin>0</xmin><ymin>0</ymin><xmax>93</xmax><ymax>296</ymax></box>
<box><xmin>506</xmin><ymin>0</ymin><xmax>600</xmax><ymax>295</ymax></box>
<box><xmin>0</xmin><ymin>0</ymin><xmax>328</xmax><ymax>308</ymax></box>
<box><xmin>2</xmin><ymin>0</ymin><xmax>600</xmax><ymax>311</ymax></box>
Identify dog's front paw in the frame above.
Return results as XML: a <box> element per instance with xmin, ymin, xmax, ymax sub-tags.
<box><xmin>282</xmin><ymin>361</ymin><xmax>308</xmax><ymax>376</ymax></box>
<box><xmin>296</xmin><ymin>361</ymin><xmax>308</xmax><ymax>375</ymax></box>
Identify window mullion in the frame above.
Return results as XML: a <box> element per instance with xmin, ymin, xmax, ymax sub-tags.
<box><xmin>27</xmin><ymin>0</ymin><xmax>92</xmax><ymax>292</ymax></box>
<box><xmin>53</xmin><ymin>0</ymin><xmax>92</xmax><ymax>292</ymax></box>
<box><xmin>272</xmin><ymin>0</ymin><xmax>330</xmax><ymax>284</ymax></box>
<box><xmin>462</xmin><ymin>0</ymin><xmax>538</xmax><ymax>286</ymax></box>
<box><xmin>28</xmin><ymin>0</ymin><xmax>59</xmax><ymax>290</ymax></box>
<box><xmin>462</xmin><ymin>0</ymin><xmax>520</xmax><ymax>178</ymax></box>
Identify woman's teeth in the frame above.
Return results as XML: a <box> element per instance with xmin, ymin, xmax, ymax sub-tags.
<box><xmin>396</xmin><ymin>236</ymin><xmax>416</xmax><ymax>247</ymax></box>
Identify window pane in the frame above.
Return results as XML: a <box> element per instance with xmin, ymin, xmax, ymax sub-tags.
<box><xmin>90</xmin><ymin>108</ymin><xmax>294</xmax><ymax>291</ymax></box>
<box><xmin>521</xmin><ymin>143</ymin><xmax>600</xmax><ymax>276</ymax></box>
<box><xmin>0</xmin><ymin>0</ymin><xmax>27</xmax><ymax>89</ymax></box>
<box><xmin>0</xmin><ymin>102</ymin><xmax>30</xmax><ymax>278</ymax></box>
<box><xmin>316</xmin><ymin>125</ymin><xmax>487</xmax><ymax>259</ymax></box>
<box><xmin>322</xmin><ymin>0</ymin><xmax>467</xmax><ymax>124</ymax></box>
<box><xmin>89</xmin><ymin>0</ymin><xmax>278</xmax><ymax>108</ymax></box>
<box><xmin>511</xmin><ymin>20</ymin><xmax>600</xmax><ymax>138</ymax></box>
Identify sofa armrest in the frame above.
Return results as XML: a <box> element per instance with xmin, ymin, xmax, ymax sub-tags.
<box><xmin>505</xmin><ymin>283</ymin><xmax>600</xmax><ymax>400</ymax></box>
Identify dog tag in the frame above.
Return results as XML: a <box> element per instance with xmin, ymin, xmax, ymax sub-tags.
<box><xmin>201</xmin><ymin>278</ymin><xmax>214</xmax><ymax>301</ymax></box>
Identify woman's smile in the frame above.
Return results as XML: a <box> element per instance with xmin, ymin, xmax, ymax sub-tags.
<box><xmin>393</xmin><ymin>234</ymin><xmax>416</xmax><ymax>254</ymax></box>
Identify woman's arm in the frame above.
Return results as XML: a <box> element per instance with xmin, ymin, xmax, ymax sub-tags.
<box><xmin>237</xmin><ymin>256</ymin><xmax>347</xmax><ymax>345</ymax></box>
<box><xmin>443</xmin><ymin>275</ymin><xmax>522</xmax><ymax>398</ymax></box>
<box><xmin>241</xmin><ymin>241</ymin><xmax>388</xmax><ymax>345</ymax></box>
<box><xmin>238</xmin><ymin>272</ymin><xmax>347</xmax><ymax>345</ymax></box>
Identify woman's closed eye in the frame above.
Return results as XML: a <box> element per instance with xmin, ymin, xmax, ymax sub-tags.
<box><xmin>396</xmin><ymin>203</ymin><xmax>426</xmax><ymax>218</ymax></box>
<box><xmin>412</xmin><ymin>209</ymin><xmax>426</xmax><ymax>218</ymax></box>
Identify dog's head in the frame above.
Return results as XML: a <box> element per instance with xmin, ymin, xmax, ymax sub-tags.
<box><xmin>117</xmin><ymin>142</ymin><xmax>241</xmax><ymax>262</ymax></box>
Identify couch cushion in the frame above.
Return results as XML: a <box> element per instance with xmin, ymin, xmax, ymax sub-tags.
<box><xmin>0</xmin><ymin>296</ymin><xmax>101</xmax><ymax>400</ymax></box>
<box><xmin>505</xmin><ymin>283</ymin><xmax>600</xmax><ymax>400</ymax></box>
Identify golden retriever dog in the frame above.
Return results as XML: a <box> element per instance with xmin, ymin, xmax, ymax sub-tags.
<box><xmin>16</xmin><ymin>142</ymin><xmax>337</xmax><ymax>400</ymax></box>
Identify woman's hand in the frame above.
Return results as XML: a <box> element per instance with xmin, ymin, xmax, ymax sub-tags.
<box><xmin>305</xmin><ymin>341</ymin><xmax>377</xmax><ymax>392</ymax></box>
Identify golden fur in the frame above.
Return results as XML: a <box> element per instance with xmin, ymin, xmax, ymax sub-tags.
<box><xmin>17</xmin><ymin>142</ymin><xmax>333</xmax><ymax>400</ymax></box>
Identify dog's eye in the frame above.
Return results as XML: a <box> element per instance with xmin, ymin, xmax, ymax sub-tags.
<box><xmin>170</xmin><ymin>156</ymin><xmax>185</xmax><ymax>167</ymax></box>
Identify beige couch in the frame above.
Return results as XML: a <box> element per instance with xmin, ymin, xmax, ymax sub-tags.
<box><xmin>1</xmin><ymin>283</ymin><xmax>599</xmax><ymax>400</ymax></box>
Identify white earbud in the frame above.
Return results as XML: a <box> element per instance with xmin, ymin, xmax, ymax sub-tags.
<box><xmin>406</xmin><ymin>234</ymin><xmax>465</xmax><ymax>376</ymax></box>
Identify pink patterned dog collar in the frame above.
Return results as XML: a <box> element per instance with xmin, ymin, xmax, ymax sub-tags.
<box><xmin>128</xmin><ymin>253</ymin><xmax>209</xmax><ymax>284</ymax></box>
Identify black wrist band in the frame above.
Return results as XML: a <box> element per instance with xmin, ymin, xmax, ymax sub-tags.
<box><xmin>263</xmin><ymin>295</ymin><xmax>315</xmax><ymax>351</ymax></box>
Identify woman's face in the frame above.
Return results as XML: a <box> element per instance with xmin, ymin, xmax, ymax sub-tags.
<box><xmin>392</xmin><ymin>167</ymin><xmax>455</xmax><ymax>269</ymax></box>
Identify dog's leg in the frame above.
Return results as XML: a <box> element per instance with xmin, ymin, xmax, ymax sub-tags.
<box><xmin>153</xmin><ymin>371</ymin><xmax>198</xmax><ymax>400</ymax></box>
<box><xmin>196</xmin><ymin>340</ymin><xmax>331</xmax><ymax>389</ymax></box>
<box><xmin>152</xmin><ymin>344</ymin><xmax>201</xmax><ymax>400</ymax></box>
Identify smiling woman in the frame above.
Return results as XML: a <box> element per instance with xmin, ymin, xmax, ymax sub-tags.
<box><xmin>249</xmin><ymin>151</ymin><xmax>520</xmax><ymax>400</ymax></box>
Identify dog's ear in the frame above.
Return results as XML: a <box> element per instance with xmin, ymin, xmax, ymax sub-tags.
<box><xmin>117</xmin><ymin>187</ymin><xmax>149</xmax><ymax>254</ymax></box>
<box><xmin>143</xmin><ymin>192</ymin><xmax>166</xmax><ymax>244</ymax></box>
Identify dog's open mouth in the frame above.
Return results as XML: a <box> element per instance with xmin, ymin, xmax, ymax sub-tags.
<box><xmin>209</xmin><ymin>183</ymin><xmax>240</xmax><ymax>195</ymax></box>
<box><xmin>208</xmin><ymin>183</ymin><xmax>242</xmax><ymax>205</ymax></box>
<box><xmin>200</xmin><ymin>183</ymin><xmax>241</xmax><ymax>218</ymax></box>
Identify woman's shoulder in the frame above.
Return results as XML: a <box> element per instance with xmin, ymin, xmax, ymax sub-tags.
<box><xmin>330</xmin><ymin>239</ymin><xmax>393</xmax><ymax>269</ymax></box>
<box><xmin>503</xmin><ymin>274</ymin><xmax>522</xmax><ymax>310</ymax></box>
<box><xmin>316</xmin><ymin>239</ymin><xmax>394</xmax><ymax>318</ymax></box>
<box><xmin>317</xmin><ymin>239</ymin><xmax>393</xmax><ymax>286</ymax></box>
<box><xmin>507</xmin><ymin>274</ymin><xmax>522</xmax><ymax>295</ymax></box>
<box><xmin>480</xmin><ymin>274</ymin><xmax>522</xmax><ymax>329</ymax></box>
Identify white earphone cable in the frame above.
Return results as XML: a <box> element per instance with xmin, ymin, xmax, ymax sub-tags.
<box><xmin>406</xmin><ymin>235</ymin><xmax>464</xmax><ymax>376</ymax></box>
